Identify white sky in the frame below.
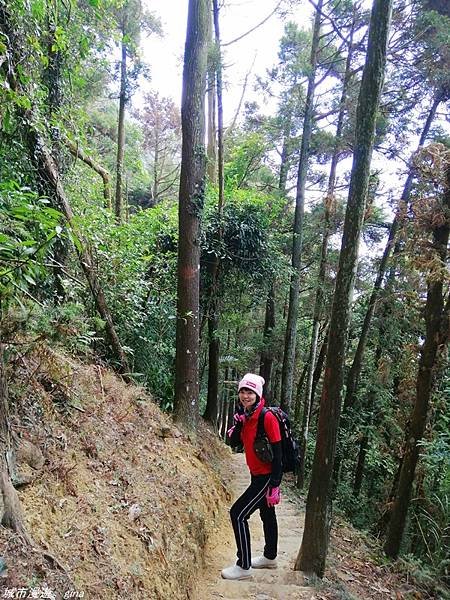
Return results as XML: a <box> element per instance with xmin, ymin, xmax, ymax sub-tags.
<box><xmin>141</xmin><ymin>1</ymin><xmax>449</xmax><ymax>216</ymax></box>
<box><xmin>142</xmin><ymin>0</ymin><xmax>303</xmax><ymax>123</ymax></box>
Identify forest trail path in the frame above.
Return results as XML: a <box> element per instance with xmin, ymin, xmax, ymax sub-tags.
<box><xmin>192</xmin><ymin>453</ymin><xmax>317</xmax><ymax>600</ymax></box>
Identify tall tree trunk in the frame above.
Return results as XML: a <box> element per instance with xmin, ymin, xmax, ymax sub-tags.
<box><xmin>309</xmin><ymin>326</ymin><xmax>328</xmax><ymax>424</ymax></box>
<box><xmin>0</xmin><ymin>342</ymin><xmax>29</xmax><ymax>538</ymax></box>
<box><xmin>296</xmin><ymin>0</ymin><xmax>393</xmax><ymax>576</ymax></box>
<box><xmin>219</xmin><ymin>357</ymin><xmax>230</xmax><ymax>438</ymax></box>
<box><xmin>115</xmin><ymin>32</ymin><xmax>127</xmax><ymax>222</ymax></box>
<box><xmin>278</xmin><ymin>117</ymin><xmax>293</xmax><ymax>193</ymax></box>
<box><xmin>296</xmin><ymin>328</ymin><xmax>329</xmax><ymax>486</ymax></box>
<box><xmin>203</xmin><ymin>0</ymin><xmax>224</xmax><ymax>427</ymax></box>
<box><xmin>206</xmin><ymin>15</ymin><xmax>217</xmax><ymax>183</ymax></box>
<box><xmin>294</xmin><ymin>361</ymin><xmax>309</xmax><ymax>425</ymax></box>
<box><xmin>384</xmin><ymin>153</ymin><xmax>450</xmax><ymax>559</ymax></box>
<box><xmin>261</xmin><ymin>105</ymin><xmax>293</xmax><ymax>397</ymax></box>
<box><xmin>352</xmin><ymin>429</ymin><xmax>369</xmax><ymax>497</ymax></box>
<box><xmin>351</xmin><ymin>340</ymin><xmax>383</xmax><ymax>497</ymax></box>
<box><xmin>213</xmin><ymin>0</ymin><xmax>224</xmax><ymax>213</ymax></box>
<box><xmin>45</xmin><ymin>15</ymin><xmax>67</xmax><ymax>303</ymax></box>
<box><xmin>260</xmin><ymin>281</ymin><xmax>276</xmax><ymax>402</ymax></box>
<box><xmin>153</xmin><ymin>128</ymin><xmax>160</xmax><ymax>202</ymax></box>
<box><xmin>344</xmin><ymin>92</ymin><xmax>444</xmax><ymax>411</ymax></box>
<box><xmin>297</xmin><ymin>18</ymin><xmax>356</xmax><ymax>489</ymax></box>
<box><xmin>173</xmin><ymin>0</ymin><xmax>209</xmax><ymax>430</ymax></box>
<box><xmin>204</xmin><ymin>308</ymin><xmax>220</xmax><ymax>426</ymax></box>
<box><xmin>280</xmin><ymin>1</ymin><xmax>323</xmax><ymax>413</ymax></box>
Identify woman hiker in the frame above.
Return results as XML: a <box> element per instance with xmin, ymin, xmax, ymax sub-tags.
<box><xmin>221</xmin><ymin>373</ymin><xmax>282</xmax><ymax>580</ymax></box>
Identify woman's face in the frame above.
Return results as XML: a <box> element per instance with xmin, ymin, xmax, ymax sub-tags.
<box><xmin>239</xmin><ymin>387</ymin><xmax>257</xmax><ymax>408</ymax></box>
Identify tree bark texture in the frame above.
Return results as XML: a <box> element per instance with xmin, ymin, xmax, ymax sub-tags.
<box><xmin>280</xmin><ymin>0</ymin><xmax>323</xmax><ymax>414</ymax></box>
<box><xmin>296</xmin><ymin>0</ymin><xmax>393</xmax><ymax>576</ymax></box>
<box><xmin>203</xmin><ymin>0</ymin><xmax>225</xmax><ymax>426</ymax></box>
<box><xmin>173</xmin><ymin>0</ymin><xmax>209</xmax><ymax>430</ymax></box>
<box><xmin>115</xmin><ymin>32</ymin><xmax>127</xmax><ymax>222</ymax></box>
<box><xmin>384</xmin><ymin>154</ymin><xmax>450</xmax><ymax>559</ymax></box>
<box><xmin>0</xmin><ymin>343</ymin><xmax>29</xmax><ymax>538</ymax></box>
<box><xmin>206</xmin><ymin>71</ymin><xmax>216</xmax><ymax>182</ymax></box>
<box><xmin>203</xmin><ymin>300</ymin><xmax>220</xmax><ymax>426</ymax></box>
<box><xmin>278</xmin><ymin>119</ymin><xmax>292</xmax><ymax>194</ymax></box>
<box><xmin>260</xmin><ymin>281</ymin><xmax>276</xmax><ymax>402</ymax></box>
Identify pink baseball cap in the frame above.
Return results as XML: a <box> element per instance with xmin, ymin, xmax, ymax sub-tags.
<box><xmin>238</xmin><ymin>373</ymin><xmax>265</xmax><ymax>399</ymax></box>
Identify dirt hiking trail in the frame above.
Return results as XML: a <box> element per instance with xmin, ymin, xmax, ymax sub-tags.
<box><xmin>193</xmin><ymin>453</ymin><xmax>316</xmax><ymax>600</ymax></box>
<box><xmin>192</xmin><ymin>452</ymin><xmax>429</xmax><ymax>600</ymax></box>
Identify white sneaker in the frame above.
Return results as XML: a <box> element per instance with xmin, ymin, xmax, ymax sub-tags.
<box><xmin>251</xmin><ymin>555</ymin><xmax>278</xmax><ymax>569</ymax></box>
<box><xmin>221</xmin><ymin>564</ymin><xmax>252</xmax><ymax>580</ymax></box>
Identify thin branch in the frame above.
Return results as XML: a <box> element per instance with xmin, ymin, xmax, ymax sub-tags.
<box><xmin>222</xmin><ymin>0</ymin><xmax>283</xmax><ymax>47</ymax></box>
<box><xmin>227</xmin><ymin>55</ymin><xmax>256</xmax><ymax>133</ymax></box>
<box><xmin>308</xmin><ymin>0</ymin><xmax>351</xmax><ymax>45</ymax></box>
<box><xmin>9</xmin><ymin>280</ymin><xmax>44</xmax><ymax>307</ymax></box>
<box><xmin>64</xmin><ymin>136</ymin><xmax>111</xmax><ymax>208</ymax></box>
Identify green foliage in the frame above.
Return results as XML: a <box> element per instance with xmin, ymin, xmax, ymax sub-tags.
<box><xmin>224</xmin><ymin>132</ymin><xmax>275</xmax><ymax>192</ymax></box>
<box><xmin>30</xmin><ymin>301</ymin><xmax>104</xmax><ymax>356</ymax></box>
<box><xmin>202</xmin><ymin>186</ymin><xmax>287</xmax><ymax>280</ymax></box>
<box><xmin>0</xmin><ymin>181</ymin><xmax>63</xmax><ymax>305</ymax></box>
<box><xmin>77</xmin><ymin>201</ymin><xmax>178</xmax><ymax>404</ymax></box>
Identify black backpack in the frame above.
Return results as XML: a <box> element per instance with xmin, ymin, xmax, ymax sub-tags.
<box><xmin>256</xmin><ymin>407</ymin><xmax>299</xmax><ymax>474</ymax></box>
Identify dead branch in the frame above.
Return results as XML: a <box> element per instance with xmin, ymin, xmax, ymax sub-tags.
<box><xmin>64</xmin><ymin>136</ymin><xmax>111</xmax><ymax>208</ymax></box>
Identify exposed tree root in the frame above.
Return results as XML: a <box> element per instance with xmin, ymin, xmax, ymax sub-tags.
<box><xmin>1</xmin><ymin>468</ymin><xmax>70</xmax><ymax>575</ymax></box>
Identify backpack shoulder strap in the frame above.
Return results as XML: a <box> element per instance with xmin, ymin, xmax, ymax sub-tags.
<box><xmin>256</xmin><ymin>407</ymin><xmax>268</xmax><ymax>437</ymax></box>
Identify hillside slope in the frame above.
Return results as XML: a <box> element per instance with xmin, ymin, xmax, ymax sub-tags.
<box><xmin>0</xmin><ymin>347</ymin><xmax>442</xmax><ymax>599</ymax></box>
<box><xmin>1</xmin><ymin>346</ymin><xmax>230</xmax><ymax>599</ymax></box>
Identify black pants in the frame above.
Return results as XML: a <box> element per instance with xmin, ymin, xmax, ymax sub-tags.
<box><xmin>229</xmin><ymin>474</ymin><xmax>278</xmax><ymax>570</ymax></box>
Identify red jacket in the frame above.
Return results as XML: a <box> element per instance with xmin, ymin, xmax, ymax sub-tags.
<box><xmin>240</xmin><ymin>398</ymin><xmax>281</xmax><ymax>475</ymax></box>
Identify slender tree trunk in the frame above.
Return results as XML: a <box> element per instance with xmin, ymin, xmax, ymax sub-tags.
<box><xmin>219</xmin><ymin>330</ymin><xmax>232</xmax><ymax>437</ymax></box>
<box><xmin>280</xmin><ymin>0</ymin><xmax>323</xmax><ymax>413</ymax></box>
<box><xmin>45</xmin><ymin>18</ymin><xmax>62</xmax><ymax>115</ymax></box>
<box><xmin>293</xmin><ymin>361</ymin><xmax>308</xmax><ymax>424</ymax></box>
<box><xmin>213</xmin><ymin>0</ymin><xmax>224</xmax><ymax>215</ymax></box>
<box><xmin>0</xmin><ymin>342</ymin><xmax>28</xmax><ymax>538</ymax></box>
<box><xmin>351</xmin><ymin>338</ymin><xmax>383</xmax><ymax>497</ymax></box>
<box><xmin>297</xmin><ymin>14</ymin><xmax>356</xmax><ymax>491</ymax></box>
<box><xmin>296</xmin><ymin>0</ymin><xmax>393</xmax><ymax>576</ymax></box>
<box><xmin>206</xmin><ymin>62</ymin><xmax>216</xmax><ymax>180</ymax></box>
<box><xmin>204</xmin><ymin>309</ymin><xmax>220</xmax><ymax>426</ymax></box>
<box><xmin>203</xmin><ymin>0</ymin><xmax>224</xmax><ymax>427</ymax></box>
<box><xmin>115</xmin><ymin>32</ymin><xmax>127</xmax><ymax>222</ymax></box>
<box><xmin>344</xmin><ymin>92</ymin><xmax>444</xmax><ymax>411</ymax></box>
<box><xmin>219</xmin><ymin>362</ymin><xmax>229</xmax><ymax>437</ymax></box>
<box><xmin>32</xmin><ymin>134</ymin><xmax>131</xmax><ymax>374</ymax></box>
<box><xmin>260</xmin><ymin>281</ymin><xmax>276</xmax><ymax>402</ymax></box>
<box><xmin>296</xmin><ymin>325</ymin><xmax>328</xmax><ymax>485</ymax></box>
<box><xmin>44</xmin><ymin>16</ymin><xmax>67</xmax><ymax>304</ymax></box>
<box><xmin>278</xmin><ymin>116</ymin><xmax>293</xmax><ymax>193</ymax></box>
<box><xmin>352</xmin><ymin>431</ymin><xmax>368</xmax><ymax>497</ymax></box>
<box><xmin>384</xmin><ymin>155</ymin><xmax>450</xmax><ymax>559</ymax></box>
<box><xmin>173</xmin><ymin>0</ymin><xmax>209</xmax><ymax>430</ymax></box>
<box><xmin>309</xmin><ymin>326</ymin><xmax>328</xmax><ymax>424</ymax></box>
<box><xmin>261</xmin><ymin>104</ymin><xmax>293</xmax><ymax>397</ymax></box>
<box><xmin>153</xmin><ymin>130</ymin><xmax>159</xmax><ymax>202</ymax></box>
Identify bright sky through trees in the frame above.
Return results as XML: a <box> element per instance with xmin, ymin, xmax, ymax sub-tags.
<box><xmin>143</xmin><ymin>0</ymin><xmax>288</xmax><ymax>121</ymax></box>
